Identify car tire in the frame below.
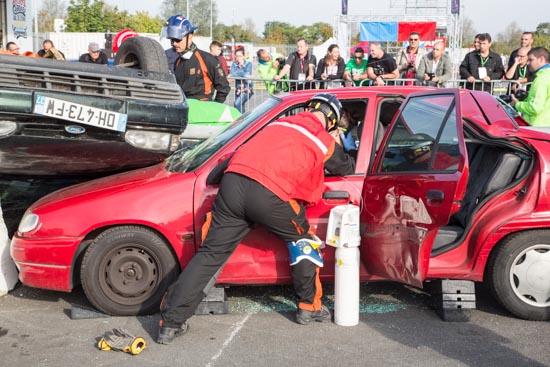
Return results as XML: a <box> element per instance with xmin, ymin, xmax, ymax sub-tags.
<box><xmin>486</xmin><ymin>230</ymin><xmax>550</xmax><ymax>321</ymax></box>
<box><xmin>114</xmin><ymin>36</ymin><xmax>169</xmax><ymax>73</ymax></box>
<box><xmin>80</xmin><ymin>226</ymin><xmax>179</xmax><ymax>316</ymax></box>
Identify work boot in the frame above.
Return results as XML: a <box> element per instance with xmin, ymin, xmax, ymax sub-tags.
<box><xmin>296</xmin><ymin>305</ymin><xmax>332</xmax><ymax>325</ymax></box>
<box><xmin>156</xmin><ymin>322</ymin><xmax>189</xmax><ymax>345</ymax></box>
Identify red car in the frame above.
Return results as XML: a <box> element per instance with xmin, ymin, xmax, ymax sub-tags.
<box><xmin>11</xmin><ymin>87</ymin><xmax>550</xmax><ymax>321</ymax></box>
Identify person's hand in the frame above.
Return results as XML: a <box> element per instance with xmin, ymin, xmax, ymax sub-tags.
<box><xmin>510</xmin><ymin>93</ymin><xmax>518</xmax><ymax>107</ymax></box>
<box><xmin>514</xmin><ymin>56</ymin><xmax>520</xmax><ymax>65</ymax></box>
<box><xmin>329</xmin><ymin>129</ymin><xmax>341</xmax><ymax>145</ymax></box>
<box><xmin>424</xmin><ymin>74</ymin><xmax>431</xmax><ymax>81</ymax></box>
<box><xmin>273</xmin><ymin>74</ymin><xmax>281</xmax><ymax>80</ymax></box>
<box><xmin>339</xmin><ymin>132</ymin><xmax>357</xmax><ymax>152</ymax></box>
<box><xmin>467</xmin><ymin>76</ymin><xmax>476</xmax><ymax>83</ymax></box>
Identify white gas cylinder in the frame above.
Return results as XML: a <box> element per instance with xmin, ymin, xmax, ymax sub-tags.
<box><xmin>334</xmin><ymin>246</ymin><xmax>360</xmax><ymax>326</ymax></box>
<box><xmin>326</xmin><ymin>204</ymin><xmax>361</xmax><ymax>326</ymax></box>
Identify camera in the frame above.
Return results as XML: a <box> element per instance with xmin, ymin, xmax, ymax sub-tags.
<box><xmin>275</xmin><ymin>57</ymin><xmax>286</xmax><ymax>71</ymax></box>
<box><xmin>408</xmin><ymin>62</ymin><xmax>415</xmax><ymax>69</ymax></box>
<box><xmin>500</xmin><ymin>89</ymin><xmax>528</xmax><ymax>104</ymax></box>
<box><xmin>427</xmin><ymin>73</ymin><xmax>435</xmax><ymax>80</ymax></box>
<box><xmin>515</xmin><ymin>89</ymin><xmax>527</xmax><ymax>101</ymax></box>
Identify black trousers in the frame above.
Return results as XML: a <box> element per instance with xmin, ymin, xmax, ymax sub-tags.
<box><xmin>160</xmin><ymin>173</ymin><xmax>323</xmax><ymax>327</ymax></box>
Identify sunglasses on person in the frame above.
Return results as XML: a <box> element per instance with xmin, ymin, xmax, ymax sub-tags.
<box><xmin>354</xmin><ymin>55</ymin><xmax>364</xmax><ymax>59</ymax></box>
<box><xmin>170</xmin><ymin>38</ymin><xmax>183</xmax><ymax>44</ymax></box>
<box><xmin>409</xmin><ymin>38</ymin><xmax>419</xmax><ymax>41</ymax></box>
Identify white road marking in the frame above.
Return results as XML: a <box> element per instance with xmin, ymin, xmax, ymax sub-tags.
<box><xmin>206</xmin><ymin>313</ymin><xmax>251</xmax><ymax>367</ymax></box>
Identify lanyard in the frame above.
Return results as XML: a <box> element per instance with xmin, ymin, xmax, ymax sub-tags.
<box><xmin>479</xmin><ymin>55</ymin><xmax>489</xmax><ymax>67</ymax></box>
<box><xmin>518</xmin><ymin>65</ymin><xmax>527</xmax><ymax>78</ymax></box>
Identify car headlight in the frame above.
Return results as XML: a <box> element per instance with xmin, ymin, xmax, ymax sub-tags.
<box><xmin>0</xmin><ymin>121</ymin><xmax>17</xmax><ymax>137</ymax></box>
<box><xmin>125</xmin><ymin>130</ymin><xmax>181</xmax><ymax>153</ymax></box>
<box><xmin>18</xmin><ymin>213</ymin><xmax>39</xmax><ymax>233</ymax></box>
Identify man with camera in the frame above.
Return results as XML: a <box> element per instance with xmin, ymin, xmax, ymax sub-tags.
<box><xmin>416</xmin><ymin>41</ymin><xmax>453</xmax><ymax>87</ymax></box>
<box><xmin>397</xmin><ymin>32</ymin><xmax>427</xmax><ymax>85</ymax></box>
<box><xmin>511</xmin><ymin>47</ymin><xmax>550</xmax><ymax>126</ymax></box>
<box><xmin>366</xmin><ymin>42</ymin><xmax>399</xmax><ymax>86</ymax></box>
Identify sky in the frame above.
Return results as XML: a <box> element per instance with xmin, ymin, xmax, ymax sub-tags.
<box><xmin>105</xmin><ymin>0</ymin><xmax>549</xmax><ymax>37</ymax></box>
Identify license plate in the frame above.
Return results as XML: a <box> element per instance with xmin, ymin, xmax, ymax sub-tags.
<box><xmin>33</xmin><ymin>94</ymin><xmax>128</xmax><ymax>132</ymax></box>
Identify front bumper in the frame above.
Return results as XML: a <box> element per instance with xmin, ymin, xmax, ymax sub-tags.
<box><xmin>11</xmin><ymin>235</ymin><xmax>85</xmax><ymax>292</ymax></box>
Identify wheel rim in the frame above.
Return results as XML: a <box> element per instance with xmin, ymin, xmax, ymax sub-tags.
<box><xmin>98</xmin><ymin>244</ymin><xmax>161</xmax><ymax>306</ymax></box>
<box><xmin>509</xmin><ymin>243</ymin><xmax>550</xmax><ymax>308</ymax></box>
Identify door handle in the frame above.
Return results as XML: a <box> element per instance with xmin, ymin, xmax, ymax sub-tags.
<box><xmin>323</xmin><ymin>190</ymin><xmax>350</xmax><ymax>200</ymax></box>
<box><xmin>426</xmin><ymin>190</ymin><xmax>444</xmax><ymax>201</ymax></box>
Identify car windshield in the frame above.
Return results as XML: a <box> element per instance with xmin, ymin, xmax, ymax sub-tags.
<box><xmin>167</xmin><ymin>97</ymin><xmax>281</xmax><ymax>173</ymax></box>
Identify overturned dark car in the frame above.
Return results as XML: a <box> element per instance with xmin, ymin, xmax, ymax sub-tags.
<box><xmin>0</xmin><ymin>37</ymin><xmax>187</xmax><ymax>234</ymax></box>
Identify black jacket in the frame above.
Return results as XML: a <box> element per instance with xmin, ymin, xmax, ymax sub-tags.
<box><xmin>459</xmin><ymin>50</ymin><xmax>504</xmax><ymax>91</ymax></box>
<box><xmin>174</xmin><ymin>45</ymin><xmax>230</xmax><ymax>103</ymax></box>
<box><xmin>78</xmin><ymin>52</ymin><xmax>108</xmax><ymax>65</ymax></box>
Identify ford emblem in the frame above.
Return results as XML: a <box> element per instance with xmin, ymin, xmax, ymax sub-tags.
<box><xmin>65</xmin><ymin>125</ymin><xmax>86</xmax><ymax>134</ymax></box>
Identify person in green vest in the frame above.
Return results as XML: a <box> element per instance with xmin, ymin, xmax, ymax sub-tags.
<box><xmin>512</xmin><ymin>47</ymin><xmax>550</xmax><ymax>126</ymax></box>
<box><xmin>257</xmin><ymin>49</ymin><xmax>289</xmax><ymax>94</ymax></box>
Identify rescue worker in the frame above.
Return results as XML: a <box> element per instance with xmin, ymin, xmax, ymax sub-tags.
<box><xmin>163</xmin><ymin>15</ymin><xmax>230</xmax><ymax>103</ymax></box>
<box><xmin>157</xmin><ymin>93</ymin><xmax>355</xmax><ymax>344</ymax></box>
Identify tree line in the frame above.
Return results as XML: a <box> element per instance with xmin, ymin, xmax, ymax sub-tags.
<box><xmin>40</xmin><ymin>0</ymin><xmax>550</xmax><ymax>54</ymax></box>
<box><xmin>39</xmin><ymin>0</ymin><xmax>332</xmax><ymax>45</ymax></box>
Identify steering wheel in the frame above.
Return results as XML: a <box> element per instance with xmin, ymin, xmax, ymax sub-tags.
<box><xmin>404</xmin><ymin>133</ymin><xmax>435</xmax><ymax>162</ymax></box>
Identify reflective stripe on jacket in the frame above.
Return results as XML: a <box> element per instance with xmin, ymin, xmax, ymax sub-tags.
<box><xmin>226</xmin><ymin>111</ymin><xmax>335</xmax><ymax>203</ymax></box>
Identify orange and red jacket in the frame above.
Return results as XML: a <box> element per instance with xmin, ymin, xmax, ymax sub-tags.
<box><xmin>227</xmin><ymin>111</ymin><xmax>354</xmax><ymax>204</ymax></box>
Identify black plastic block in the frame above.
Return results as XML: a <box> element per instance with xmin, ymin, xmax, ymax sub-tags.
<box><xmin>428</xmin><ymin>279</ymin><xmax>475</xmax><ymax>295</ymax></box>
<box><xmin>195</xmin><ymin>287</ymin><xmax>229</xmax><ymax>315</ymax></box>
<box><xmin>433</xmin><ymin>293</ymin><xmax>477</xmax><ymax>303</ymax></box>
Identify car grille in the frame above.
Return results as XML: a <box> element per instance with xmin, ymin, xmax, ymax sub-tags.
<box><xmin>0</xmin><ymin>58</ymin><xmax>183</xmax><ymax>103</ymax></box>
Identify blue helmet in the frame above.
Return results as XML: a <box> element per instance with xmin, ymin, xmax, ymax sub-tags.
<box><xmin>306</xmin><ymin>93</ymin><xmax>342</xmax><ymax>126</ymax></box>
<box><xmin>162</xmin><ymin>14</ymin><xmax>198</xmax><ymax>40</ymax></box>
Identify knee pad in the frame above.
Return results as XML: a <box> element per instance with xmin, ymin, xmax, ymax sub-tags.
<box><xmin>287</xmin><ymin>238</ymin><xmax>324</xmax><ymax>267</ymax></box>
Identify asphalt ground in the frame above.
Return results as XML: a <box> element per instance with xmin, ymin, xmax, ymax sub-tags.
<box><xmin>0</xmin><ymin>282</ymin><xmax>549</xmax><ymax>367</ymax></box>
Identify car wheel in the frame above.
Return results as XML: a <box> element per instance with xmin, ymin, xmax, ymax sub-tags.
<box><xmin>80</xmin><ymin>226</ymin><xmax>179</xmax><ymax>316</ymax></box>
<box><xmin>114</xmin><ymin>36</ymin><xmax>169</xmax><ymax>73</ymax></box>
<box><xmin>486</xmin><ymin>230</ymin><xmax>550</xmax><ymax>320</ymax></box>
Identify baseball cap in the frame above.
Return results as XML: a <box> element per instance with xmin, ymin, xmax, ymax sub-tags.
<box><xmin>88</xmin><ymin>42</ymin><xmax>101</xmax><ymax>52</ymax></box>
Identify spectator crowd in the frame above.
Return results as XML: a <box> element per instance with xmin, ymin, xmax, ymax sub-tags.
<box><xmin>2</xmin><ymin>21</ymin><xmax>549</xmax><ymax>126</ymax></box>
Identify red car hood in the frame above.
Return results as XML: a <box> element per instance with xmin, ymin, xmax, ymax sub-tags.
<box><xmin>31</xmin><ymin>163</ymin><xmax>174</xmax><ymax>210</ymax></box>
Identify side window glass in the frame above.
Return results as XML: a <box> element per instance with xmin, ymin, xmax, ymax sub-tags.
<box><xmin>432</xmin><ymin>107</ymin><xmax>460</xmax><ymax>170</ymax></box>
<box><xmin>379</xmin><ymin>95</ymin><xmax>459</xmax><ymax>172</ymax></box>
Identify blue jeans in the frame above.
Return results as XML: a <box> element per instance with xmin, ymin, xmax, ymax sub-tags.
<box><xmin>234</xmin><ymin>92</ymin><xmax>252</xmax><ymax>113</ymax></box>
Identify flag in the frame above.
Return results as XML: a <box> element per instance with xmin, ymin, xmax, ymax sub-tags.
<box><xmin>360</xmin><ymin>22</ymin><xmax>398</xmax><ymax>42</ymax></box>
<box><xmin>451</xmin><ymin>0</ymin><xmax>460</xmax><ymax>14</ymax></box>
<box><xmin>342</xmin><ymin>0</ymin><xmax>348</xmax><ymax>15</ymax></box>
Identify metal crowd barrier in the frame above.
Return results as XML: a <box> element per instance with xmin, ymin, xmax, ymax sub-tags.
<box><xmin>223</xmin><ymin>77</ymin><xmax>528</xmax><ymax>111</ymax></box>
